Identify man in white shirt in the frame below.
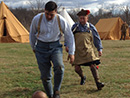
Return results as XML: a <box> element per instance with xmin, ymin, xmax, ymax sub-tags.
<box><xmin>30</xmin><ymin>1</ymin><xmax>75</xmax><ymax>98</ymax></box>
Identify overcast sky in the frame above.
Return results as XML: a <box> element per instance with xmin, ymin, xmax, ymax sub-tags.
<box><xmin>1</xmin><ymin>0</ymin><xmax>130</xmax><ymax>12</ymax></box>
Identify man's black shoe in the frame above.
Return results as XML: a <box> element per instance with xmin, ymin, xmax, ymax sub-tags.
<box><xmin>80</xmin><ymin>76</ymin><xmax>86</xmax><ymax>85</ymax></box>
<box><xmin>53</xmin><ymin>94</ymin><xmax>60</xmax><ymax>98</ymax></box>
<box><xmin>53</xmin><ymin>91</ymin><xmax>60</xmax><ymax>98</ymax></box>
<box><xmin>96</xmin><ymin>82</ymin><xmax>105</xmax><ymax>90</ymax></box>
<box><xmin>49</xmin><ymin>95</ymin><xmax>54</xmax><ymax>98</ymax></box>
<box><xmin>49</xmin><ymin>97</ymin><xmax>53</xmax><ymax>98</ymax></box>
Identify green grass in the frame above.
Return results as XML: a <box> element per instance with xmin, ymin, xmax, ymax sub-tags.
<box><xmin>0</xmin><ymin>40</ymin><xmax>130</xmax><ymax>98</ymax></box>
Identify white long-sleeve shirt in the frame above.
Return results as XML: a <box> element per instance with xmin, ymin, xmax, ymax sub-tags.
<box><xmin>29</xmin><ymin>13</ymin><xmax>75</xmax><ymax>55</ymax></box>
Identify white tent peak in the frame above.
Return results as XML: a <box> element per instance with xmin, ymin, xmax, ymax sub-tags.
<box><xmin>60</xmin><ymin>8</ymin><xmax>74</xmax><ymax>27</ymax></box>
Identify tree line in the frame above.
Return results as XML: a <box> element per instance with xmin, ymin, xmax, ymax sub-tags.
<box><xmin>10</xmin><ymin>4</ymin><xmax>130</xmax><ymax>32</ymax></box>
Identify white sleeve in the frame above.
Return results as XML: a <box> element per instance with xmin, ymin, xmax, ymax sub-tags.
<box><xmin>29</xmin><ymin>16</ymin><xmax>38</xmax><ymax>50</ymax></box>
<box><xmin>59</xmin><ymin>15</ymin><xmax>75</xmax><ymax>55</ymax></box>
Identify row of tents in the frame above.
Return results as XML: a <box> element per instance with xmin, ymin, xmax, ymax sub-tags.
<box><xmin>0</xmin><ymin>1</ymin><xmax>129</xmax><ymax>43</ymax></box>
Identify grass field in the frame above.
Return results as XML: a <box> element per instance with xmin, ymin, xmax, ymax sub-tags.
<box><xmin>0</xmin><ymin>40</ymin><xmax>130</xmax><ymax>98</ymax></box>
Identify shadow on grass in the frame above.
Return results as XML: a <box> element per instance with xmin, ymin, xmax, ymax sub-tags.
<box><xmin>1</xmin><ymin>87</ymin><xmax>45</xmax><ymax>98</ymax></box>
<box><xmin>86</xmin><ymin>89</ymin><xmax>99</xmax><ymax>94</ymax></box>
<box><xmin>61</xmin><ymin>82</ymin><xmax>100</xmax><ymax>95</ymax></box>
<box><xmin>1</xmin><ymin>87</ymin><xmax>31</xmax><ymax>98</ymax></box>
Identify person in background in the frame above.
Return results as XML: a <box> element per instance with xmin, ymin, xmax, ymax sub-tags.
<box><xmin>120</xmin><ymin>21</ymin><xmax>128</xmax><ymax>40</ymax></box>
<box><xmin>29</xmin><ymin>1</ymin><xmax>75</xmax><ymax>98</ymax></box>
<box><xmin>71</xmin><ymin>9</ymin><xmax>104</xmax><ymax>90</ymax></box>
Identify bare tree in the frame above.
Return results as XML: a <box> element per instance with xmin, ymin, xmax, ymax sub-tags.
<box><xmin>11</xmin><ymin>8</ymin><xmax>34</xmax><ymax>31</ymax></box>
<box><xmin>122</xmin><ymin>5</ymin><xmax>130</xmax><ymax>24</ymax></box>
<box><xmin>28</xmin><ymin>0</ymin><xmax>46</xmax><ymax>14</ymax></box>
<box><xmin>116</xmin><ymin>4</ymin><xmax>130</xmax><ymax>25</ymax></box>
<box><xmin>28</xmin><ymin>0</ymin><xmax>62</xmax><ymax>14</ymax></box>
<box><xmin>68</xmin><ymin>8</ymin><xmax>80</xmax><ymax>22</ymax></box>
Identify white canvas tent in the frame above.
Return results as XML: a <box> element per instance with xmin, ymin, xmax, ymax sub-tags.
<box><xmin>60</xmin><ymin>8</ymin><xmax>74</xmax><ymax>27</ymax></box>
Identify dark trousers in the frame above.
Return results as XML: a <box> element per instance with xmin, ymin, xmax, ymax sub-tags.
<box><xmin>120</xmin><ymin>32</ymin><xmax>126</xmax><ymax>40</ymax></box>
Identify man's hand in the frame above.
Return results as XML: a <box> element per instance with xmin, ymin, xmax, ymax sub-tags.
<box><xmin>98</xmin><ymin>51</ymin><xmax>102</xmax><ymax>56</ymax></box>
<box><xmin>67</xmin><ymin>54</ymin><xmax>75</xmax><ymax>64</ymax></box>
<box><xmin>65</xmin><ymin>47</ymin><xmax>69</xmax><ymax>52</ymax></box>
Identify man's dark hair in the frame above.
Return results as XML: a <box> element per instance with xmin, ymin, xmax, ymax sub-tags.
<box><xmin>45</xmin><ymin>1</ymin><xmax>57</xmax><ymax>11</ymax></box>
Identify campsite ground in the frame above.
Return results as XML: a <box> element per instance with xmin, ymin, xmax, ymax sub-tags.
<box><xmin>0</xmin><ymin>40</ymin><xmax>130</xmax><ymax>98</ymax></box>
